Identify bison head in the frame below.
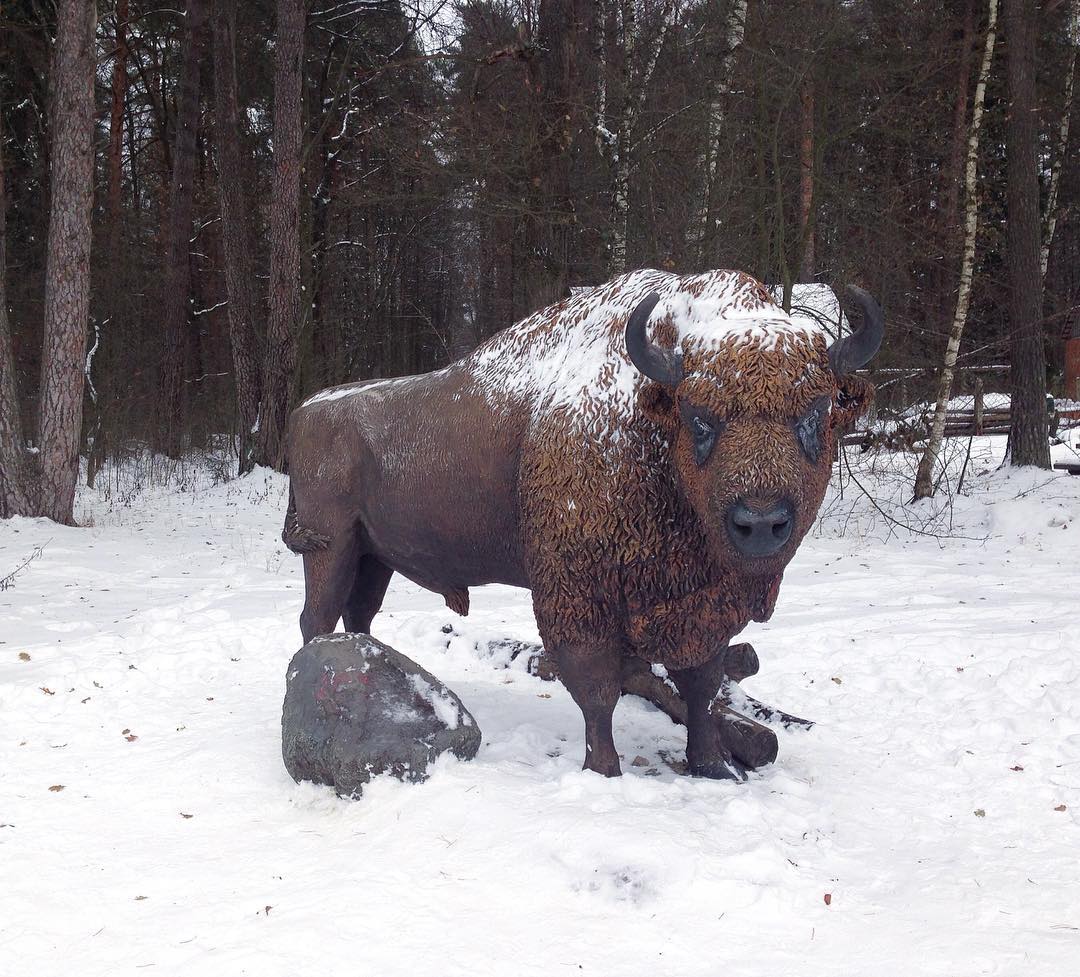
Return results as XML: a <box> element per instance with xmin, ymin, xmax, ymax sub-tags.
<box><xmin>627</xmin><ymin>280</ymin><xmax>882</xmax><ymax>575</ymax></box>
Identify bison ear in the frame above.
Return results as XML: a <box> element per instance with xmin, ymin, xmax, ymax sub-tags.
<box><xmin>637</xmin><ymin>382</ymin><xmax>680</xmax><ymax>434</ymax></box>
<box><xmin>831</xmin><ymin>375</ymin><xmax>874</xmax><ymax>432</ymax></box>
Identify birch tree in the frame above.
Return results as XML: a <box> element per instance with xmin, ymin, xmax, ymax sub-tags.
<box><xmin>912</xmin><ymin>0</ymin><xmax>998</xmax><ymax>501</ymax></box>
<box><xmin>691</xmin><ymin>0</ymin><xmax>747</xmax><ymax>266</ymax></box>
<box><xmin>600</xmin><ymin>0</ymin><xmax>678</xmax><ymax>276</ymax></box>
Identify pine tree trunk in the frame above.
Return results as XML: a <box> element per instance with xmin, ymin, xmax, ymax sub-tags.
<box><xmin>0</xmin><ymin>103</ymin><xmax>33</xmax><ymax>518</ymax></box>
<box><xmin>107</xmin><ymin>0</ymin><xmax>130</xmax><ymax>234</ymax></box>
<box><xmin>544</xmin><ymin>0</ymin><xmax>583</xmax><ymax>300</ymax></box>
<box><xmin>797</xmin><ymin>74</ymin><xmax>815</xmax><ymax>280</ymax></box>
<box><xmin>256</xmin><ymin>0</ymin><xmax>305</xmax><ymax>471</ymax></box>
<box><xmin>1004</xmin><ymin>0</ymin><xmax>1051</xmax><ymax>469</ymax></box>
<box><xmin>913</xmin><ymin>0</ymin><xmax>998</xmax><ymax>501</ymax></box>
<box><xmin>157</xmin><ymin>0</ymin><xmax>207</xmax><ymax>455</ymax></box>
<box><xmin>1040</xmin><ymin>0</ymin><xmax>1079</xmax><ymax>282</ymax></box>
<box><xmin>35</xmin><ymin>0</ymin><xmax>97</xmax><ymax>524</ymax></box>
<box><xmin>211</xmin><ymin>0</ymin><xmax>262</xmax><ymax>473</ymax></box>
<box><xmin>87</xmin><ymin>0</ymin><xmax>131</xmax><ymax>489</ymax></box>
<box><xmin>159</xmin><ymin>0</ymin><xmax>209</xmax><ymax>459</ymax></box>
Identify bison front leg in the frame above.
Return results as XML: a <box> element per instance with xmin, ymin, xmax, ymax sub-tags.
<box><xmin>553</xmin><ymin>641</ymin><xmax>623</xmax><ymax>777</ymax></box>
<box><xmin>669</xmin><ymin>656</ymin><xmax>743</xmax><ymax>781</ymax></box>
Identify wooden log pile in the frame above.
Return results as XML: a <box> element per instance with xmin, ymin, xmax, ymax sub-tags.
<box><xmin>841</xmin><ymin>377</ymin><xmax>1061</xmax><ymax>450</ymax></box>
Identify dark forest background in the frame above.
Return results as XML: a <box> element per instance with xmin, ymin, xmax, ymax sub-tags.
<box><xmin>1</xmin><ymin>0</ymin><xmax>1078</xmax><ymax>521</ymax></box>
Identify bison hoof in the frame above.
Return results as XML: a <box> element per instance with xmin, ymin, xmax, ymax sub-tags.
<box><xmin>688</xmin><ymin>758</ymin><xmax>747</xmax><ymax>782</ymax></box>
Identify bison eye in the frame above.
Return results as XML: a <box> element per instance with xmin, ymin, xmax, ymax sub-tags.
<box><xmin>795</xmin><ymin>399</ymin><xmax>829</xmax><ymax>462</ymax></box>
<box><xmin>689</xmin><ymin>415</ymin><xmax>717</xmax><ymax>466</ymax></box>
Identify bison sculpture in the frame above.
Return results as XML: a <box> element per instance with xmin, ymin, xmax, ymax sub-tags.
<box><xmin>283</xmin><ymin>269</ymin><xmax>882</xmax><ymax>779</ymax></box>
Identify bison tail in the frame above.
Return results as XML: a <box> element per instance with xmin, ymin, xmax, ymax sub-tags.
<box><xmin>281</xmin><ymin>484</ymin><xmax>331</xmax><ymax>554</ymax></box>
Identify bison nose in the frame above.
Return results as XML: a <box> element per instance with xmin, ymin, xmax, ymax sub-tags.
<box><xmin>726</xmin><ymin>500</ymin><xmax>794</xmax><ymax>557</ymax></box>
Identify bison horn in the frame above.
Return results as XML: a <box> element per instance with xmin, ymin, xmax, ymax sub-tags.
<box><xmin>625</xmin><ymin>292</ymin><xmax>684</xmax><ymax>388</ymax></box>
<box><xmin>828</xmin><ymin>286</ymin><xmax>884</xmax><ymax>376</ymax></box>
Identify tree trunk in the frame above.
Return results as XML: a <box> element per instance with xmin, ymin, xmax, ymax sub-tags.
<box><xmin>692</xmin><ymin>0</ymin><xmax>748</xmax><ymax>267</ymax></box>
<box><xmin>87</xmin><ymin>0</ymin><xmax>132</xmax><ymax>489</ymax></box>
<box><xmin>1005</xmin><ymin>0</ymin><xmax>1051</xmax><ymax>469</ymax></box>
<box><xmin>256</xmin><ymin>0</ymin><xmax>305</xmax><ymax>471</ymax></box>
<box><xmin>796</xmin><ymin>74</ymin><xmax>815</xmax><ymax>280</ymax></box>
<box><xmin>34</xmin><ymin>0</ymin><xmax>97</xmax><ymax>524</ymax></box>
<box><xmin>608</xmin><ymin>0</ymin><xmax>676</xmax><ymax>276</ymax></box>
<box><xmin>159</xmin><ymin>0</ymin><xmax>209</xmax><ymax>459</ymax></box>
<box><xmin>913</xmin><ymin>0</ymin><xmax>998</xmax><ymax>501</ymax></box>
<box><xmin>107</xmin><ymin>0</ymin><xmax>130</xmax><ymax>234</ymax></box>
<box><xmin>1040</xmin><ymin>0</ymin><xmax>1079</xmax><ymax>282</ymax></box>
<box><xmin>544</xmin><ymin>0</ymin><xmax>583</xmax><ymax>298</ymax></box>
<box><xmin>0</xmin><ymin>103</ymin><xmax>33</xmax><ymax>518</ymax></box>
<box><xmin>945</xmin><ymin>0</ymin><xmax>976</xmax><ymax>236</ymax></box>
<box><xmin>211</xmin><ymin>0</ymin><xmax>262</xmax><ymax>473</ymax></box>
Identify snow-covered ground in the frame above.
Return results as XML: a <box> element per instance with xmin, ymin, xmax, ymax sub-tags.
<box><xmin>2</xmin><ymin>437</ymin><xmax>1080</xmax><ymax>977</ymax></box>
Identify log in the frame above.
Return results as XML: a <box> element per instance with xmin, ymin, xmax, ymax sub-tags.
<box><xmin>519</xmin><ymin>638</ymin><xmax>807</xmax><ymax>770</ymax></box>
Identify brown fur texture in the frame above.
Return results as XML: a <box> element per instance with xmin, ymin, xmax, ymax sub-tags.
<box><xmin>284</xmin><ymin>269</ymin><xmax>877</xmax><ymax>778</ymax></box>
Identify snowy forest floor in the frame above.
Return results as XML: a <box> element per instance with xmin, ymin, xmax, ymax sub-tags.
<box><xmin>2</xmin><ymin>435</ymin><xmax>1080</xmax><ymax>977</ymax></box>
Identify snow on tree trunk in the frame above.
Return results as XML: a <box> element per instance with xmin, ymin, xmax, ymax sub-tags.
<box><xmin>913</xmin><ymin>0</ymin><xmax>998</xmax><ymax>502</ymax></box>
<box><xmin>1005</xmin><ymin>0</ymin><xmax>1051</xmax><ymax>469</ymax></box>
<box><xmin>256</xmin><ymin>0</ymin><xmax>305</xmax><ymax>472</ymax></box>
<box><xmin>34</xmin><ymin>0</ymin><xmax>97</xmax><ymax>524</ymax></box>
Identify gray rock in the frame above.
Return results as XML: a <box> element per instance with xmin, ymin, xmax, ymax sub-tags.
<box><xmin>282</xmin><ymin>633</ymin><xmax>481</xmax><ymax>797</ymax></box>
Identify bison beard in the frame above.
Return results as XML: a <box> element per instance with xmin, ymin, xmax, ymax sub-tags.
<box><xmin>283</xmin><ymin>269</ymin><xmax>881</xmax><ymax>779</ymax></box>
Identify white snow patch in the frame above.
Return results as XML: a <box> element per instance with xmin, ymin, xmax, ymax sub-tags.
<box><xmin>1</xmin><ymin>447</ymin><xmax>1078</xmax><ymax>976</ymax></box>
<box><xmin>410</xmin><ymin>673</ymin><xmax>461</xmax><ymax>729</ymax></box>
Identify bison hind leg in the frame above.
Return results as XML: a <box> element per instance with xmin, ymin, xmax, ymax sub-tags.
<box><xmin>342</xmin><ymin>555</ymin><xmax>394</xmax><ymax>634</ymax></box>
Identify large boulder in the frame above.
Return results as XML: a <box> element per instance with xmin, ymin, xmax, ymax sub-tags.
<box><xmin>282</xmin><ymin>633</ymin><xmax>481</xmax><ymax>796</ymax></box>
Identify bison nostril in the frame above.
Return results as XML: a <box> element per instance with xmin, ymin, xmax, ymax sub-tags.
<box><xmin>726</xmin><ymin>500</ymin><xmax>795</xmax><ymax>557</ymax></box>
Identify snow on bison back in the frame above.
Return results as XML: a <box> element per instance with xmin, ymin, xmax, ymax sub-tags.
<box><xmin>282</xmin><ymin>268</ymin><xmax>883</xmax><ymax>779</ymax></box>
